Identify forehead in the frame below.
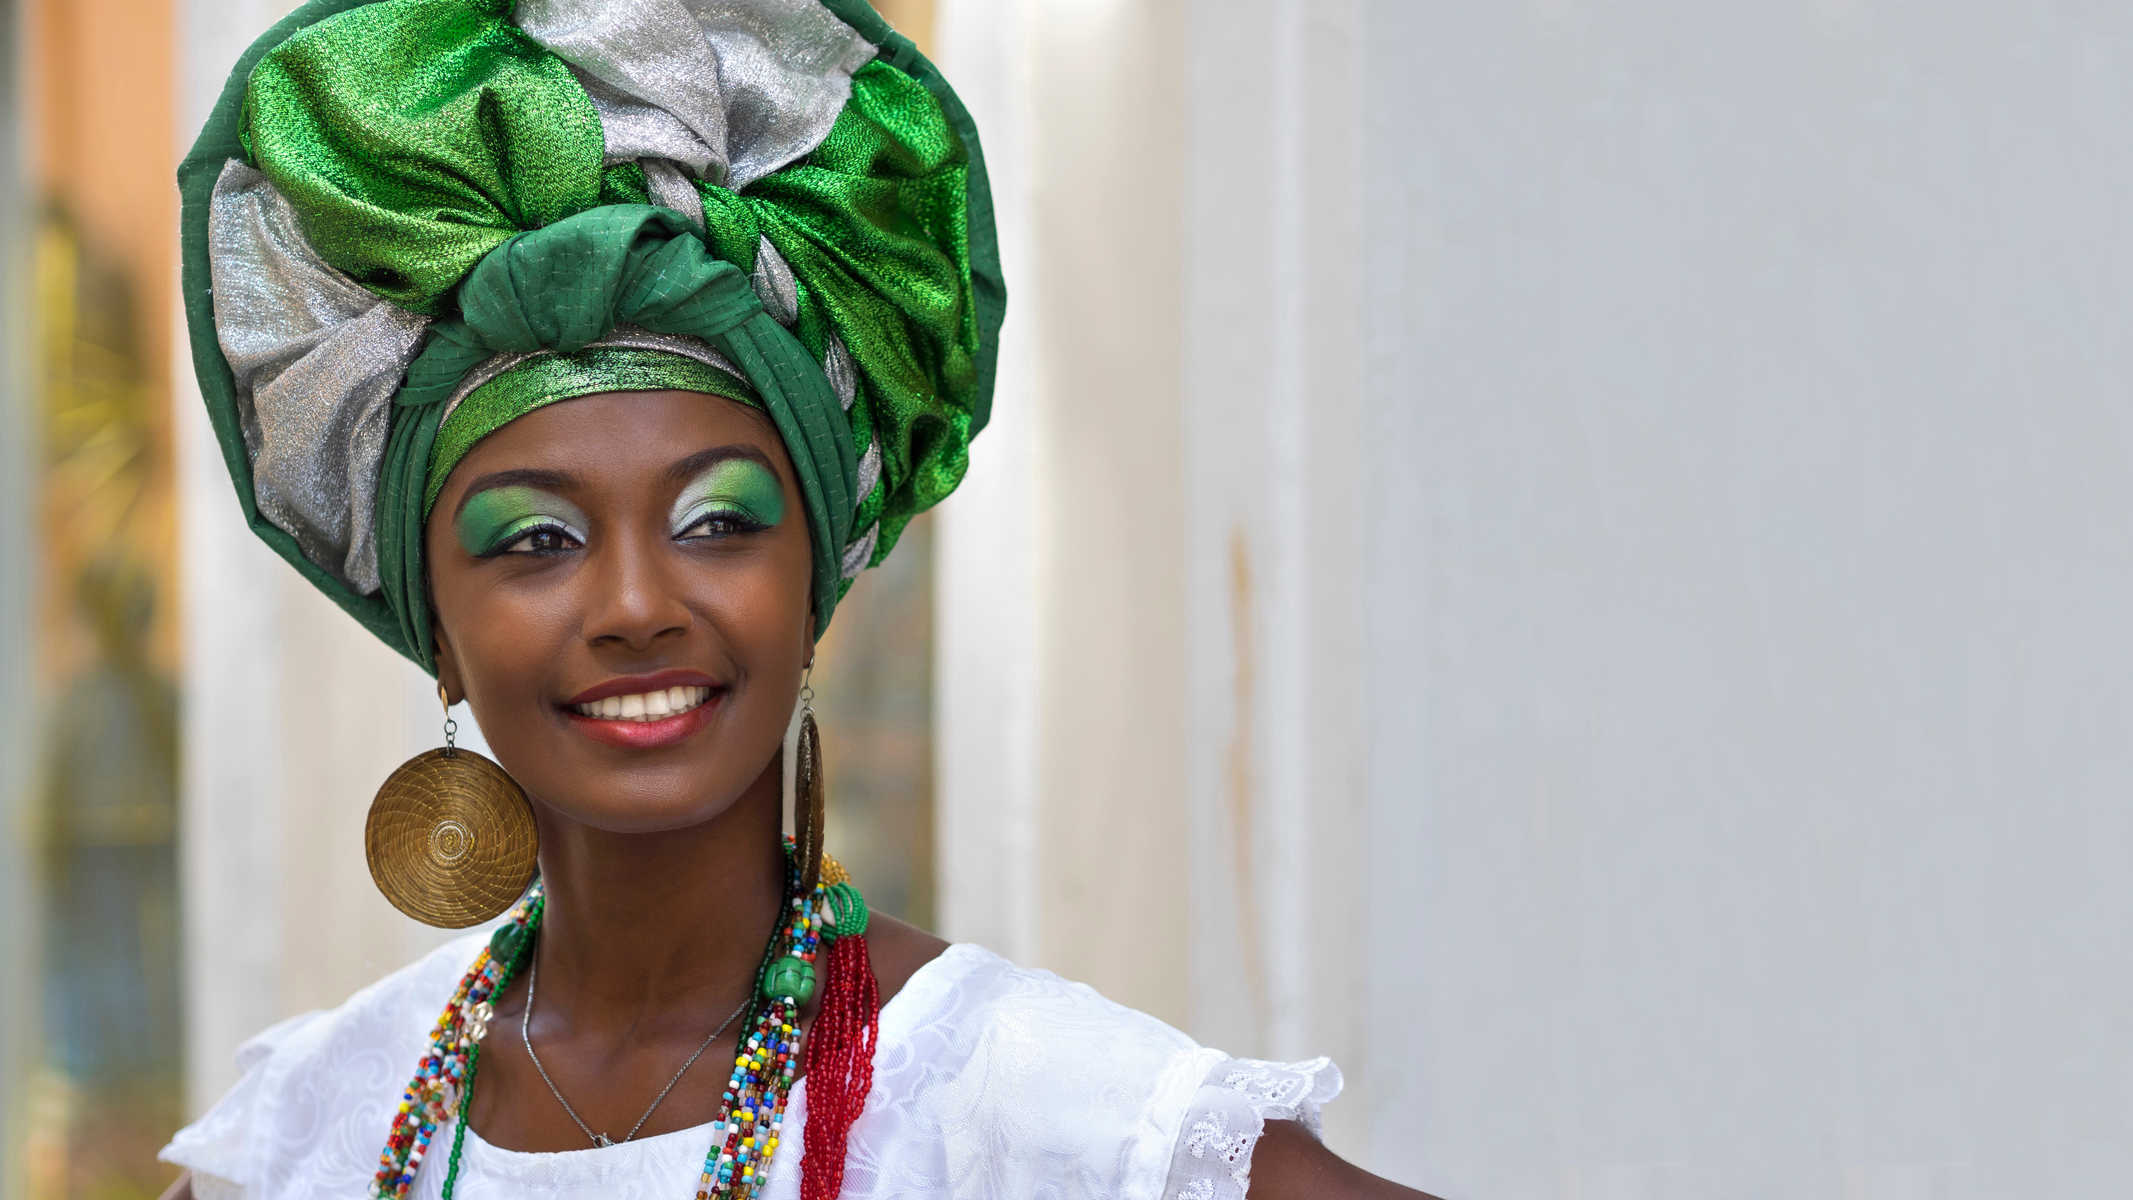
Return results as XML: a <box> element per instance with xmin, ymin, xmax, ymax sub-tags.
<box><xmin>447</xmin><ymin>389</ymin><xmax>788</xmax><ymax>486</ymax></box>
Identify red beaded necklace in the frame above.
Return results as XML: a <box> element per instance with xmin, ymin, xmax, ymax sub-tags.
<box><xmin>369</xmin><ymin>844</ymin><xmax>878</xmax><ymax>1200</ymax></box>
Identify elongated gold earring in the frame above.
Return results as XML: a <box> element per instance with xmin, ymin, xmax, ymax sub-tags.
<box><xmin>365</xmin><ymin>683</ymin><xmax>538</xmax><ymax>928</ymax></box>
<box><xmin>793</xmin><ymin>665</ymin><xmax>828</xmax><ymax>896</ymax></box>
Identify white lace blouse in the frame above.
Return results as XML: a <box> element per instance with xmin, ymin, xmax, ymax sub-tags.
<box><xmin>160</xmin><ymin>931</ymin><xmax>1340</xmax><ymax>1200</ymax></box>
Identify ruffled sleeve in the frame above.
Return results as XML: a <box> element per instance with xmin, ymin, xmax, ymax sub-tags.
<box><xmin>157</xmin><ymin>1008</ymin><xmax>331</xmax><ymax>1198</ymax></box>
<box><xmin>155</xmin><ymin>928</ymin><xmax>491</xmax><ymax>1199</ymax></box>
<box><xmin>885</xmin><ymin>945</ymin><xmax>1347</xmax><ymax>1200</ymax></box>
<box><xmin>1157</xmin><ymin>1055</ymin><xmax>1345</xmax><ymax>1200</ymax></box>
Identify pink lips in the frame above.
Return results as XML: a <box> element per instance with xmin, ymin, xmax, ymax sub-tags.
<box><xmin>565</xmin><ymin>697</ymin><xmax>721</xmax><ymax>749</ymax></box>
<box><xmin>561</xmin><ymin>668</ymin><xmax>725</xmax><ymax>750</ymax></box>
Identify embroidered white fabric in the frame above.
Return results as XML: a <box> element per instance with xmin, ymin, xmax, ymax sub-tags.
<box><xmin>161</xmin><ymin>934</ymin><xmax>1339</xmax><ymax>1200</ymax></box>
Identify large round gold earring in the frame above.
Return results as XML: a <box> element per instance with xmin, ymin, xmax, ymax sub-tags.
<box><xmin>365</xmin><ymin>683</ymin><xmax>539</xmax><ymax>928</ymax></box>
<box><xmin>793</xmin><ymin>665</ymin><xmax>828</xmax><ymax>896</ymax></box>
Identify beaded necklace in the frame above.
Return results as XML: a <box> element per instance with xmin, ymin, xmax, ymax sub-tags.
<box><xmin>370</xmin><ymin>843</ymin><xmax>878</xmax><ymax>1200</ymax></box>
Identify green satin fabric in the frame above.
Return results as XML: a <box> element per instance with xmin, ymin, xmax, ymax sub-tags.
<box><xmin>242</xmin><ymin>0</ymin><xmax>643</xmax><ymax>314</ymax></box>
<box><xmin>377</xmin><ymin>206</ymin><xmax>857</xmax><ymax>671</ymax></box>
<box><xmin>707</xmin><ymin>58</ymin><xmax>981</xmax><ymax>571</ymax></box>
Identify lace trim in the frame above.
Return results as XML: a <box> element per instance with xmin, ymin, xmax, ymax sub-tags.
<box><xmin>1159</xmin><ymin>1055</ymin><xmax>1344</xmax><ymax>1200</ymax></box>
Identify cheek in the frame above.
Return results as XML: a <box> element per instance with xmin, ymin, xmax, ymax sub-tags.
<box><xmin>426</xmin><ymin>517</ymin><xmax>564</xmax><ymax>668</ymax></box>
<box><xmin>436</xmin><ymin>570</ymin><xmax>576</xmax><ymax>708</ymax></box>
<box><xmin>702</xmin><ymin>543</ymin><xmax>813</xmax><ymax>665</ymax></box>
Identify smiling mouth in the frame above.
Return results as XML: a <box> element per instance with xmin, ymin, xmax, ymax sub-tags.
<box><xmin>568</xmin><ymin>684</ymin><xmax>716</xmax><ymax>722</ymax></box>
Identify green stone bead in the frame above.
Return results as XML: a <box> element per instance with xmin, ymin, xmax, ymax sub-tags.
<box><xmin>488</xmin><ymin>922</ymin><xmax>528</xmax><ymax>966</ymax></box>
<box><xmin>761</xmin><ymin>955</ymin><xmax>816</xmax><ymax>1005</ymax></box>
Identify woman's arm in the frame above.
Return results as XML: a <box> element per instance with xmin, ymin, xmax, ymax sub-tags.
<box><xmin>1247</xmin><ymin>1120</ymin><xmax>1443</xmax><ymax>1200</ymax></box>
<box><xmin>157</xmin><ymin>1171</ymin><xmax>194</xmax><ymax>1200</ymax></box>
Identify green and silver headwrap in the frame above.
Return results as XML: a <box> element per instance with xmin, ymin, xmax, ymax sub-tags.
<box><xmin>179</xmin><ymin>0</ymin><xmax>1003</xmax><ymax>673</ymax></box>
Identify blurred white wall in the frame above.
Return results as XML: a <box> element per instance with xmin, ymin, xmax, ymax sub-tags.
<box><xmin>940</xmin><ymin>1</ymin><xmax>2133</xmax><ymax>1197</ymax></box>
<box><xmin>933</xmin><ymin>0</ymin><xmax>1421</xmax><ymax>1176</ymax></box>
<box><xmin>933</xmin><ymin>0</ymin><xmax>1194</xmax><ymax>1017</ymax></box>
<box><xmin>1373</xmin><ymin>5</ymin><xmax>2133</xmax><ymax>1197</ymax></box>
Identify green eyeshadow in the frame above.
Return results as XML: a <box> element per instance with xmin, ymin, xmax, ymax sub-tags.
<box><xmin>671</xmin><ymin>457</ymin><xmax>785</xmax><ymax>533</ymax></box>
<box><xmin>456</xmin><ymin>485</ymin><xmax>587</xmax><ymax>556</ymax></box>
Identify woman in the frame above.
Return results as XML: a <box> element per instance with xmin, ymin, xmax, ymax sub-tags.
<box><xmin>158</xmin><ymin>1</ymin><xmax>1435</xmax><ymax>1197</ymax></box>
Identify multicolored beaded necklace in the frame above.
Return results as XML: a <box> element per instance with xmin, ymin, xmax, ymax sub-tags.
<box><xmin>371</xmin><ymin>842</ymin><xmax>879</xmax><ymax>1200</ymax></box>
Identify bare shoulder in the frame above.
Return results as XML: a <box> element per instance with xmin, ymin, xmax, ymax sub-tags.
<box><xmin>860</xmin><ymin>908</ymin><xmax>951</xmax><ymax>1004</ymax></box>
<box><xmin>157</xmin><ymin>1171</ymin><xmax>194</xmax><ymax>1200</ymax></box>
<box><xmin>1246</xmin><ymin>1120</ymin><xmax>1445</xmax><ymax>1200</ymax></box>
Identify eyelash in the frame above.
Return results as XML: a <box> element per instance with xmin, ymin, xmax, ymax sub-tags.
<box><xmin>484</xmin><ymin>511</ymin><xmax>765</xmax><ymax>557</ymax></box>
<box><xmin>677</xmin><ymin>509</ymin><xmax>769</xmax><ymax>540</ymax></box>
<box><xmin>489</xmin><ymin>521</ymin><xmax>583</xmax><ymax>557</ymax></box>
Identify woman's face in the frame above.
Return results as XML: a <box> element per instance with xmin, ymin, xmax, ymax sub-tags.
<box><xmin>426</xmin><ymin>389</ymin><xmax>814</xmax><ymax>834</ymax></box>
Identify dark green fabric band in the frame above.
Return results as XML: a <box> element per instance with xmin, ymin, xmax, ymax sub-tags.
<box><xmin>377</xmin><ymin>205</ymin><xmax>857</xmax><ymax>672</ymax></box>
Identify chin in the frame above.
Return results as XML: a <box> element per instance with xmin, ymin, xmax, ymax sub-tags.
<box><xmin>482</xmin><ymin>694</ymin><xmax>784</xmax><ymax>835</ymax></box>
<box><xmin>537</xmin><ymin>764</ymin><xmax>757</xmax><ymax>835</ymax></box>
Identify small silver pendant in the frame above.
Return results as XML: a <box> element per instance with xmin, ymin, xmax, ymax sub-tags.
<box><xmin>594</xmin><ymin>1133</ymin><xmax>614</xmax><ymax>1148</ymax></box>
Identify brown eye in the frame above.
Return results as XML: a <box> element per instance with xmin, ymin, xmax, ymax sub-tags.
<box><xmin>678</xmin><ymin>512</ymin><xmax>767</xmax><ymax>540</ymax></box>
<box><xmin>497</xmin><ymin>524</ymin><xmax>582</xmax><ymax>556</ymax></box>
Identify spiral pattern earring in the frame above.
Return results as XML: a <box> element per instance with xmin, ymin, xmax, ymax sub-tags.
<box><xmin>364</xmin><ymin>683</ymin><xmax>539</xmax><ymax>928</ymax></box>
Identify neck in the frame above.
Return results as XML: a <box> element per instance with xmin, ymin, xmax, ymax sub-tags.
<box><xmin>524</xmin><ymin>752</ymin><xmax>788</xmax><ymax>1030</ymax></box>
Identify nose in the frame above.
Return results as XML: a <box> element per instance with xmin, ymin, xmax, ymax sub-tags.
<box><xmin>580</xmin><ymin>523</ymin><xmax>692</xmax><ymax>652</ymax></box>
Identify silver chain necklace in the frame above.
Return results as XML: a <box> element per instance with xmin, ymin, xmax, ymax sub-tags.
<box><xmin>521</xmin><ymin>951</ymin><xmax>754</xmax><ymax>1148</ymax></box>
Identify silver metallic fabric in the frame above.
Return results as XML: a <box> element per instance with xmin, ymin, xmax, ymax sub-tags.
<box><xmin>517</xmin><ymin>0</ymin><xmax>876</xmax><ymax>190</ymax></box>
<box><xmin>437</xmin><ymin>326</ymin><xmax>752</xmax><ymax>427</ymax></box>
<box><xmin>840</xmin><ymin>521</ymin><xmax>876</xmax><ymax>579</ymax></box>
<box><xmin>208</xmin><ymin>162</ymin><xmax>430</xmax><ymax>594</ymax></box>
<box><xmin>641</xmin><ymin>157</ymin><xmax>708</xmax><ymax>230</ymax></box>
<box><xmin>576</xmin><ymin>68</ymin><xmax>719</xmax><ymax>176</ymax></box>
<box><xmin>751</xmin><ymin>236</ymin><xmax>799</xmax><ymax>326</ymax></box>
<box><xmin>854</xmin><ymin>439</ymin><xmax>881</xmax><ymax>500</ymax></box>
<box><xmin>823</xmin><ymin>336</ymin><xmax>857</xmax><ymax>411</ymax></box>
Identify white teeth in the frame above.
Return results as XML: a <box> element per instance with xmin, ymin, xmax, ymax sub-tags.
<box><xmin>573</xmin><ymin>685</ymin><xmax>713</xmax><ymax>722</ymax></box>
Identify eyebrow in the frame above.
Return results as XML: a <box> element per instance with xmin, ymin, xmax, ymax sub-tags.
<box><xmin>452</xmin><ymin>468</ymin><xmax>577</xmax><ymax>520</ymax></box>
<box><xmin>665</xmin><ymin>444</ymin><xmax>778</xmax><ymax>487</ymax></box>
<box><xmin>453</xmin><ymin>446</ymin><xmax>779</xmax><ymax>520</ymax></box>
